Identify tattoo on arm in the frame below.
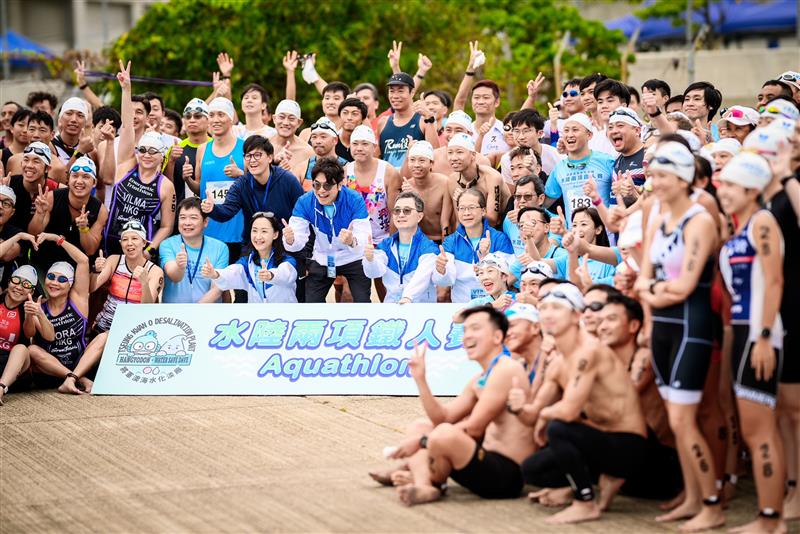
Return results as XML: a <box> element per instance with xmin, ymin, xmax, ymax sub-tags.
<box><xmin>758</xmin><ymin>225</ymin><xmax>771</xmax><ymax>256</ymax></box>
<box><xmin>493</xmin><ymin>185</ymin><xmax>500</xmax><ymax>214</ymax></box>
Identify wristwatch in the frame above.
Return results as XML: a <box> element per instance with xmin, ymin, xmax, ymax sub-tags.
<box><xmin>760</xmin><ymin>328</ymin><xmax>771</xmax><ymax>339</ymax></box>
<box><xmin>423</xmin><ymin>116</ymin><xmax>436</xmax><ymax>124</ymax></box>
<box><xmin>0</xmin><ymin>382</ymin><xmax>7</xmax><ymax>395</ymax></box>
<box><xmin>419</xmin><ymin>435</ymin><xmax>428</xmax><ymax>449</ymax></box>
<box><xmin>648</xmin><ymin>108</ymin><xmax>662</xmax><ymax>118</ymax></box>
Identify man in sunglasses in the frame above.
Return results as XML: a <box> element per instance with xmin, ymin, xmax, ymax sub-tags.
<box><xmin>283</xmin><ymin>157</ymin><xmax>372</xmax><ymax>303</ymax></box>
<box><xmin>543</xmin><ymin>113</ymin><xmax>614</xmax><ymax>227</ymax></box>
<box><xmin>362</xmin><ymin>191</ymin><xmax>439</xmax><ymax>303</ymax></box>
<box><xmin>300</xmin><ymin>117</ymin><xmax>348</xmax><ymax>191</ymax></box>
<box><xmin>171</xmin><ymin>98</ymin><xmax>211</xmax><ymax>212</ymax></box>
<box><xmin>515</xmin><ymin>284</ymin><xmax>647</xmax><ymax>524</ymax></box>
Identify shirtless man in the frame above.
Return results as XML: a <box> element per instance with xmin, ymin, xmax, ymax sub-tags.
<box><xmin>597</xmin><ymin>293</ymin><xmax>682</xmax><ymax>501</ymax></box>
<box><xmin>400</xmin><ymin>141</ymin><xmax>450</xmax><ymax>241</ymax></box>
<box><xmin>269</xmin><ymin>99</ymin><xmax>314</xmax><ymax>181</ymax></box>
<box><xmin>445</xmin><ymin>133</ymin><xmax>509</xmax><ymax>227</ymax></box>
<box><xmin>509</xmin><ymin>283</ymin><xmax>647</xmax><ymax>524</ymax></box>
<box><xmin>409</xmin><ymin>111</ymin><xmax>490</xmax><ymax>175</ymax></box>
<box><xmin>378</xmin><ymin>305</ymin><xmax>535</xmax><ymax>505</ymax></box>
<box><xmin>504</xmin><ymin>303</ymin><xmax>543</xmax><ymax>386</ymax></box>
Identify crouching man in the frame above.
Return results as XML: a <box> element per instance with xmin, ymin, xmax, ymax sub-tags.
<box><xmin>372</xmin><ymin>305</ymin><xmax>535</xmax><ymax>505</ymax></box>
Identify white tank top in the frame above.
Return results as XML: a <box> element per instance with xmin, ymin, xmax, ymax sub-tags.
<box><xmin>650</xmin><ymin>203</ymin><xmax>707</xmax><ymax>282</ymax></box>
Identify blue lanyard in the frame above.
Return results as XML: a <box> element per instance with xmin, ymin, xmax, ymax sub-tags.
<box><xmin>459</xmin><ymin>228</ymin><xmax>483</xmax><ymax>264</ymax></box>
<box><xmin>180</xmin><ymin>237</ymin><xmax>205</xmax><ymax>285</ymax></box>
<box><xmin>243</xmin><ymin>252</ymin><xmax>273</xmax><ymax>299</ymax></box>
<box><xmin>477</xmin><ymin>352</ymin><xmax>508</xmax><ymax>389</ymax></box>
<box><xmin>250</xmin><ymin>173</ymin><xmax>270</xmax><ymax>213</ymax></box>
<box><xmin>394</xmin><ymin>235</ymin><xmax>414</xmax><ymax>284</ymax></box>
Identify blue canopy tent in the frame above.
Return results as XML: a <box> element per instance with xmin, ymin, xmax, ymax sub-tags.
<box><xmin>607</xmin><ymin>0</ymin><xmax>797</xmax><ymax>42</ymax></box>
<box><xmin>0</xmin><ymin>30</ymin><xmax>54</xmax><ymax>68</ymax></box>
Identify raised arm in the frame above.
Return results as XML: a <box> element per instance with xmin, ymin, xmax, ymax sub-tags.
<box><xmin>520</xmin><ymin>73</ymin><xmax>545</xmax><ymax>110</ymax></box>
<box><xmin>453</xmin><ymin>41</ymin><xmax>482</xmax><ymax>112</ymax></box>
<box><xmin>74</xmin><ymin>60</ymin><xmax>104</xmax><ymax>111</ymax></box>
<box><xmin>116</xmin><ymin>60</ymin><xmax>135</xmax><ymax>173</ymax></box>
<box><xmin>283</xmin><ymin>51</ymin><xmax>298</xmax><ymax>101</ymax></box>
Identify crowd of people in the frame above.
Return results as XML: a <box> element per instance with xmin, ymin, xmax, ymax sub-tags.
<box><xmin>0</xmin><ymin>39</ymin><xmax>798</xmax><ymax>532</ymax></box>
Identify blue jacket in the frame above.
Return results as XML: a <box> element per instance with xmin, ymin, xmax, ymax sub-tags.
<box><xmin>362</xmin><ymin>228</ymin><xmax>439</xmax><ymax>303</ymax></box>
<box><xmin>209</xmin><ymin>165</ymin><xmax>303</xmax><ymax>242</ymax></box>
<box><xmin>432</xmin><ymin>219</ymin><xmax>514</xmax><ymax>303</ymax></box>
<box><xmin>284</xmin><ymin>186</ymin><xmax>371</xmax><ymax>267</ymax></box>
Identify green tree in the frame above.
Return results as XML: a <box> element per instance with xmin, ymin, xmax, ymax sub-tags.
<box><xmin>105</xmin><ymin>0</ymin><xmax>625</xmax><ymax>116</ymax></box>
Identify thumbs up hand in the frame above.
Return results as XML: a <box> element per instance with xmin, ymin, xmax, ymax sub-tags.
<box><xmin>201</xmin><ymin>191</ymin><xmax>214</xmax><ymax>213</ymax></box>
<box><xmin>364</xmin><ymin>235</ymin><xmax>375</xmax><ymax>262</ymax></box>
<box><xmin>282</xmin><ymin>218</ymin><xmax>295</xmax><ymax>245</ymax></box>
<box><xmin>201</xmin><ymin>257</ymin><xmax>218</xmax><ymax>279</ymax></box>
<box><xmin>182</xmin><ymin>156</ymin><xmax>193</xmax><ymax>180</ymax></box>
<box><xmin>257</xmin><ymin>259</ymin><xmax>273</xmax><ymax>282</ymax></box>
<box><xmin>94</xmin><ymin>249</ymin><xmax>106</xmax><ymax>272</ymax></box>
<box><xmin>435</xmin><ymin>245</ymin><xmax>448</xmax><ymax>274</ymax></box>
<box><xmin>401</xmin><ymin>176</ymin><xmax>415</xmax><ymax>193</ymax></box>
<box><xmin>223</xmin><ymin>155</ymin><xmax>243</xmax><ymax>177</ymax></box>
<box><xmin>507</xmin><ymin>376</ymin><xmax>526</xmax><ymax>414</ymax></box>
<box><xmin>176</xmin><ymin>243</ymin><xmax>188</xmax><ymax>270</ymax></box>
<box><xmin>338</xmin><ymin>222</ymin><xmax>356</xmax><ymax>247</ymax></box>
<box><xmin>478</xmin><ymin>230</ymin><xmax>491</xmax><ymax>259</ymax></box>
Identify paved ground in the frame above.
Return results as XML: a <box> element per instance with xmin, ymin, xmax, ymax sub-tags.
<box><xmin>0</xmin><ymin>392</ymin><xmax>787</xmax><ymax>533</ymax></box>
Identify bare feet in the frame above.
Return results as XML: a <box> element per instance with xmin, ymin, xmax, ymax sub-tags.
<box><xmin>660</xmin><ymin>489</ymin><xmax>686</xmax><ymax>511</ymax></box>
<box><xmin>544</xmin><ymin>500</ymin><xmax>601</xmax><ymax>525</ymax></box>
<box><xmin>396</xmin><ymin>484</ymin><xmax>441</xmax><ymax>506</ymax></box>
<box><xmin>728</xmin><ymin>517</ymin><xmax>786</xmax><ymax>534</ymax></box>
<box><xmin>598</xmin><ymin>474</ymin><xmax>626</xmax><ymax>511</ymax></box>
<box><xmin>656</xmin><ymin>499</ymin><xmax>701</xmax><ymax>522</ymax></box>
<box><xmin>536</xmin><ymin>487</ymin><xmax>573</xmax><ymax>507</ymax></box>
<box><xmin>369</xmin><ymin>469</ymin><xmax>397</xmax><ymax>486</ymax></box>
<box><xmin>784</xmin><ymin>490</ymin><xmax>800</xmax><ymax>520</ymax></box>
<box><xmin>390</xmin><ymin>470</ymin><xmax>412</xmax><ymax>486</ymax></box>
<box><xmin>679</xmin><ymin>506</ymin><xmax>725</xmax><ymax>533</ymax></box>
<box><xmin>58</xmin><ymin>377</ymin><xmax>84</xmax><ymax>395</ymax></box>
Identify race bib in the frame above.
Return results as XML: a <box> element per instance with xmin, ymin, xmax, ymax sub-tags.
<box><xmin>206</xmin><ymin>181</ymin><xmax>234</xmax><ymax>204</ymax></box>
<box><xmin>568</xmin><ymin>190</ymin><xmax>593</xmax><ymax>212</ymax></box>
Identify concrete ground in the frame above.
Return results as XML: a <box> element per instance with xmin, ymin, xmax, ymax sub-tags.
<box><xmin>0</xmin><ymin>392</ymin><xmax>786</xmax><ymax>533</ymax></box>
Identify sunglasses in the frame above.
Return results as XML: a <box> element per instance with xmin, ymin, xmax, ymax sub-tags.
<box><xmin>513</xmin><ymin>193</ymin><xmax>535</xmax><ymax>202</ymax></box>
<box><xmin>562</xmin><ymin>90</ymin><xmax>579</xmax><ymax>98</ymax></box>
<box><xmin>136</xmin><ymin>146</ymin><xmax>162</xmax><ymax>155</ymax></box>
<box><xmin>311</xmin><ymin>181</ymin><xmax>336</xmax><ymax>191</ymax></box>
<box><xmin>10</xmin><ymin>276</ymin><xmax>33</xmax><ymax>290</ymax></box>
<box><xmin>723</xmin><ymin>108</ymin><xmax>746</xmax><ymax>119</ymax></box>
<box><xmin>70</xmin><ymin>165</ymin><xmax>95</xmax><ymax>175</ymax></box>
<box><xmin>46</xmin><ymin>273</ymin><xmax>70</xmax><ymax>283</ymax></box>
<box><xmin>392</xmin><ymin>207</ymin><xmax>418</xmax><ymax>216</ymax></box>
<box><xmin>252</xmin><ymin>211</ymin><xmax>275</xmax><ymax>219</ymax></box>
<box><xmin>244</xmin><ymin>152</ymin><xmax>265</xmax><ymax>161</ymax></box>
<box><xmin>586</xmin><ymin>301</ymin><xmax>605</xmax><ymax>312</ymax></box>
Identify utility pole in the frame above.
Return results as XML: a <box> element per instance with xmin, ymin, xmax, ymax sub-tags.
<box><xmin>0</xmin><ymin>0</ymin><xmax>9</xmax><ymax>80</ymax></box>
<box><xmin>686</xmin><ymin>0</ymin><xmax>695</xmax><ymax>84</ymax></box>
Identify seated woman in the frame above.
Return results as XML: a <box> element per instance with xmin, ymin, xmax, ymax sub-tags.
<box><xmin>79</xmin><ymin>221</ymin><xmax>164</xmax><ymax>392</ymax></box>
<box><xmin>0</xmin><ymin>263</ymin><xmax>54</xmax><ymax>405</ymax></box>
<box><xmin>28</xmin><ymin>233</ymin><xmax>92</xmax><ymax>394</ymax></box>
<box><xmin>200</xmin><ymin>212</ymin><xmax>297</xmax><ymax>303</ymax></box>
<box><xmin>432</xmin><ymin>187</ymin><xmax>514</xmax><ymax>303</ymax></box>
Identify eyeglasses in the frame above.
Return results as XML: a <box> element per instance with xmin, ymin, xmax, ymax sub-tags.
<box><xmin>392</xmin><ymin>207</ymin><xmax>418</xmax><ymax>216</ymax></box>
<box><xmin>252</xmin><ymin>211</ymin><xmax>275</xmax><ymax>219</ymax></box>
<box><xmin>512</xmin><ymin>128</ymin><xmax>534</xmax><ymax>136</ymax></box>
<box><xmin>10</xmin><ymin>276</ymin><xmax>33</xmax><ymax>290</ymax></box>
<box><xmin>457</xmin><ymin>205</ymin><xmax>482</xmax><ymax>213</ymax></box>
<box><xmin>136</xmin><ymin>146</ymin><xmax>162</xmax><ymax>155</ymax></box>
<box><xmin>70</xmin><ymin>165</ymin><xmax>95</xmax><ymax>175</ymax></box>
<box><xmin>513</xmin><ymin>193</ymin><xmax>535</xmax><ymax>202</ymax></box>
<box><xmin>46</xmin><ymin>273</ymin><xmax>70</xmax><ymax>283</ymax></box>
<box><xmin>311</xmin><ymin>181</ymin><xmax>336</xmax><ymax>191</ymax></box>
<box><xmin>244</xmin><ymin>152</ymin><xmax>265</xmax><ymax>161</ymax></box>
<box><xmin>566</xmin><ymin>161</ymin><xmax>588</xmax><ymax>170</ymax></box>
<box><xmin>586</xmin><ymin>301</ymin><xmax>605</xmax><ymax>312</ymax></box>
<box><xmin>518</xmin><ymin>218</ymin><xmax>545</xmax><ymax>228</ymax></box>
<box><xmin>562</xmin><ymin>90</ymin><xmax>579</xmax><ymax>98</ymax></box>
<box><xmin>0</xmin><ymin>199</ymin><xmax>13</xmax><ymax>210</ymax></box>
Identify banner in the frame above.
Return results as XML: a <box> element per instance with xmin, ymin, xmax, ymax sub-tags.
<box><xmin>92</xmin><ymin>304</ymin><xmax>479</xmax><ymax>396</ymax></box>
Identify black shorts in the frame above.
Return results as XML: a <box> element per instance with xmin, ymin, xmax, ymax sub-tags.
<box><xmin>732</xmin><ymin>324</ymin><xmax>782</xmax><ymax>408</ymax></box>
<box><xmin>0</xmin><ymin>350</ymin><xmax>8</xmax><ymax>376</ymax></box>
<box><xmin>780</xmin><ymin>328</ymin><xmax>799</xmax><ymax>384</ymax></box>
<box><xmin>651</xmin><ymin>297</ymin><xmax>713</xmax><ymax>405</ymax></box>
<box><xmin>450</xmin><ymin>443</ymin><xmax>523</xmax><ymax>499</ymax></box>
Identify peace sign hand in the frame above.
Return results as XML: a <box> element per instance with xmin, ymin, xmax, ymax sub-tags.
<box><xmin>116</xmin><ymin>59</ymin><xmax>131</xmax><ymax>91</ymax></box>
<box><xmin>75</xmin><ymin>204</ymin><xmax>90</xmax><ymax>229</ymax></box>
